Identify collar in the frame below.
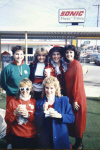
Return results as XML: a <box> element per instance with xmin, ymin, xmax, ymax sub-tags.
<box><xmin>13</xmin><ymin>60</ymin><xmax>24</xmax><ymax>66</ymax></box>
<box><xmin>46</xmin><ymin>95</ymin><xmax>55</xmax><ymax>105</ymax></box>
<box><xmin>20</xmin><ymin>94</ymin><xmax>31</xmax><ymax>101</ymax></box>
<box><xmin>51</xmin><ymin>58</ymin><xmax>67</xmax><ymax>75</ymax></box>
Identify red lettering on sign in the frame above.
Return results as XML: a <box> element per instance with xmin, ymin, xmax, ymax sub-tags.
<box><xmin>60</xmin><ymin>11</ymin><xmax>84</xmax><ymax>16</ymax></box>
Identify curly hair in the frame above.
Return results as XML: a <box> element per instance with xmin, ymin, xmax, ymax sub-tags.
<box><xmin>11</xmin><ymin>45</ymin><xmax>25</xmax><ymax>55</ymax></box>
<box><xmin>63</xmin><ymin>45</ymin><xmax>80</xmax><ymax>62</ymax></box>
<box><xmin>33</xmin><ymin>47</ymin><xmax>49</xmax><ymax>63</ymax></box>
<box><xmin>15</xmin><ymin>78</ymin><xmax>34</xmax><ymax>99</ymax></box>
<box><xmin>42</xmin><ymin>76</ymin><xmax>61</xmax><ymax>98</ymax></box>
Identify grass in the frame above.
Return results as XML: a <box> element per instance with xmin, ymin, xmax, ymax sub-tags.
<box><xmin>0</xmin><ymin>94</ymin><xmax>100</xmax><ymax>149</ymax></box>
<box><xmin>69</xmin><ymin>97</ymin><xmax>100</xmax><ymax>149</ymax></box>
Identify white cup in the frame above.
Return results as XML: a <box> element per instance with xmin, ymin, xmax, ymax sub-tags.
<box><xmin>45</xmin><ymin>68</ymin><xmax>51</xmax><ymax>77</ymax></box>
<box><xmin>18</xmin><ymin>104</ymin><xmax>26</xmax><ymax>111</ymax></box>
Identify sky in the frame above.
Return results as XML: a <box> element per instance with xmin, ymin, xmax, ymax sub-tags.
<box><xmin>0</xmin><ymin>0</ymin><xmax>100</xmax><ymax>28</ymax></box>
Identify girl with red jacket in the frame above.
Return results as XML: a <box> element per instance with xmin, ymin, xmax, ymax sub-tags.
<box><xmin>5</xmin><ymin>78</ymin><xmax>38</xmax><ymax>149</ymax></box>
<box><xmin>64</xmin><ymin>45</ymin><xmax>87</xmax><ymax>149</ymax></box>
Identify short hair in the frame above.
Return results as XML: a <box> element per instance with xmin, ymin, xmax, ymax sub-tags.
<box><xmin>15</xmin><ymin>78</ymin><xmax>34</xmax><ymax>99</ymax></box>
<box><xmin>11</xmin><ymin>45</ymin><xmax>25</xmax><ymax>55</ymax></box>
<box><xmin>42</xmin><ymin>76</ymin><xmax>61</xmax><ymax>98</ymax></box>
<box><xmin>33</xmin><ymin>47</ymin><xmax>48</xmax><ymax>63</ymax></box>
<box><xmin>19</xmin><ymin>78</ymin><xmax>33</xmax><ymax>88</ymax></box>
<box><xmin>63</xmin><ymin>45</ymin><xmax>80</xmax><ymax>62</ymax></box>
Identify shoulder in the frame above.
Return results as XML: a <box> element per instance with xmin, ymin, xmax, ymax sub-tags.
<box><xmin>8</xmin><ymin>98</ymin><xmax>17</xmax><ymax>106</ymax></box>
<box><xmin>36</xmin><ymin>98</ymin><xmax>46</xmax><ymax>106</ymax></box>
<box><xmin>30</xmin><ymin>98</ymin><xmax>36</xmax><ymax>103</ymax></box>
<box><xmin>72</xmin><ymin>60</ymin><xmax>82</xmax><ymax>70</ymax></box>
<box><xmin>1</xmin><ymin>63</ymin><xmax>14</xmax><ymax>73</ymax></box>
<box><xmin>56</xmin><ymin>96</ymin><xmax>69</xmax><ymax>104</ymax></box>
<box><xmin>60</xmin><ymin>96</ymin><xmax>69</xmax><ymax>102</ymax></box>
<box><xmin>29</xmin><ymin>62</ymin><xmax>35</xmax><ymax>66</ymax></box>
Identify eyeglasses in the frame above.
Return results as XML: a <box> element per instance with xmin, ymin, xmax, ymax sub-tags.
<box><xmin>19</xmin><ymin>87</ymin><xmax>31</xmax><ymax>92</ymax></box>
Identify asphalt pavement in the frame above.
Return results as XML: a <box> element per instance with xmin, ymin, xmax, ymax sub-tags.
<box><xmin>82</xmin><ymin>62</ymin><xmax>100</xmax><ymax>97</ymax></box>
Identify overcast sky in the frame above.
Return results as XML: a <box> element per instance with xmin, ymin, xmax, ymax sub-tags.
<box><xmin>0</xmin><ymin>0</ymin><xmax>100</xmax><ymax>28</ymax></box>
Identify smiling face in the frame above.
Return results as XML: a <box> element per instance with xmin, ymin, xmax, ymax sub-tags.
<box><xmin>13</xmin><ymin>50</ymin><xmax>24</xmax><ymax>65</ymax></box>
<box><xmin>65</xmin><ymin>50</ymin><xmax>74</xmax><ymax>63</ymax></box>
<box><xmin>19</xmin><ymin>85</ymin><xmax>31</xmax><ymax>98</ymax></box>
<box><xmin>52</xmin><ymin>51</ymin><xmax>61</xmax><ymax>64</ymax></box>
<box><xmin>37</xmin><ymin>53</ymin><xmax>46</xmax><ymax>63</ymax></box>
<box><xmin>45</xmin><ymin>83</ymin><xmax>56</xmax><ymax>97</ymax></box>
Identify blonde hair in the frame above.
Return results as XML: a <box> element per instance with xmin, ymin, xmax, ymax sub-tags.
<box><xmin>42</xmin><ymin>76</ymin><xmax>61</xmax><ymax>98</ymax></box>
<box><xmin>15</xmin><ymin>78</ymin><xmax>34</xmax><ymax>99</ymax></box>
<box><xmin>19</xmin><ymin>78</ymin><xmax>33</xmax><ymax>88</ymax></box>
<box><xmin>33</xmin><ymin>47</ymin><xmax>48</xmax><ymax>63</ymax></box>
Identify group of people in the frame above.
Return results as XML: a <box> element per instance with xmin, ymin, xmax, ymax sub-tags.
<box><xmin>1</xmin><ymin>44</ymin><xmax>87</xmax><ymax>149</ymax></box>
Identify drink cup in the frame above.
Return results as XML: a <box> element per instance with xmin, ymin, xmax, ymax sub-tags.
<box><xmin>45</xmin><ymin>68</ymin><xmax>51</xmax><ymax>77</ymax></box>
<box><xmin>18</xmin><ymin>104</ymin><xmax>26</xmax><ymax>112</ymax></box>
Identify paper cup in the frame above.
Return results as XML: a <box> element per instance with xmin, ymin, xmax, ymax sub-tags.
<box><xmin>18</xmin><ymin>104</ymin><xmax>26</xmax><ymax>111</ymax></box>
<box><xmin>45</xmin><ymin>68</ymin><xmax>51</xmax><ymax>77</ymax></box>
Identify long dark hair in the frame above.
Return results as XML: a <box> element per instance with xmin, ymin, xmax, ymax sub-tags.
<box><xmin>63</xmin><ymin>45</ymin><xmax>80</xmax><ymax>63</ymax></box>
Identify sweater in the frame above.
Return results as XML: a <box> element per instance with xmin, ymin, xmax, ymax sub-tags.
<box><xmin>1</xmin><ymin>62</ymin><xmax>30</xmax><ymax>96</ymax></box>
<box><xmin>5</xmin><ymin>98</ymin><xmax>37</xmax><ymax>138</ymax></box>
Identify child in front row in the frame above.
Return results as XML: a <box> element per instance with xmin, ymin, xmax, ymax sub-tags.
<box><xmin>5</xmin><ymin>78</ymin><xmax>38</xmax><ymax>149</ymax></box>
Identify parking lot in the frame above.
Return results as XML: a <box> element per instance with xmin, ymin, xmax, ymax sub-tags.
<box><xmin>82</xmin><ymin>62</ymin><xmax>100</xmax><ymax>97</ymax></box>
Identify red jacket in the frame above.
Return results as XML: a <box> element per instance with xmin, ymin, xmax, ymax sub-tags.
<box><xmin>65</xmin><ymin>59</ymin><xmax>87</xmax><ymax>138</ymax></box>
<box><xmin>5</xmin><ymin>98</ymin><xmax>37</xmax><ymax>138</ymax></box>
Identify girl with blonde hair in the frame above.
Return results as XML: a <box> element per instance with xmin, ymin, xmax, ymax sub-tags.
<box><xmin>35</xmin><ymin>76</ymin><xmax>75</xmax><ymax>149</ymax></box>
<box><xmin>5</xmin><ymin>78</ymin><xmax>38</xmax><ymax>149</ymax></box>
<box><xmin>29</xmin><ymin>47</ymin><xmax>55</xmax><ymax>100</ymax></box>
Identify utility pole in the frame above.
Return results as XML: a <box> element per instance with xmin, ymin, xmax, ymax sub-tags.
<box><xmin>93</xmin><ymin>4</ymin><xmax>100</xmax><ymax>50</ymax></box>
<box><xmin>93</xmin><ymin>4</ymin><xmax>100</xmax><ymax>27</ymax></box>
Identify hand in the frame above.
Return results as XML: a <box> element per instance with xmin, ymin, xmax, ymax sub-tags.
<box><xmin>21</xmin><ymin>108</ymin><xmax>29</xmax><ymax>118</ymax></box>
<box><xmin>14</xmin><ymin>107</ymin><xmax>20</xmax><ymax>115</ymax></box>
<box><xmin>43</xmin><ymin>102</ymin><xmax>49</xmax><ymax>111</ymax></box>
<box><xmin>44</xmin><ymin>70</ymin><xmax>48</xmax><ymax>77</ymax></box>
<box><xmin>72</xmin><ymin>102</ymin><xmax>80</xmax><ymax>111</ymax></box>
<box><xmin>49</xmin><ymin>108</ymin><xmax>62</xmax><ymax>118</ymax></box>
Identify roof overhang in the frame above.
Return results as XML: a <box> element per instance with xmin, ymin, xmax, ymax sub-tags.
<box><xmin>0</xmin><ymin>26</ymin><xmax>100</xmax><ymax>39</ymax></box>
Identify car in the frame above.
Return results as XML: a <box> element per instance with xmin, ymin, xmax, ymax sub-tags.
<box><xmin>94</xmin><ymin>54</ymin><xmax>100</xmax><ymax>65</ymax></box>
<box><xmin>90</xmin><ymin>53</ymin><xmax>99</xmax><ymax>62</ymax></box>
<box><xmin>80</xmin><ymin>53</ymin><xmax>91</xmax><ymax>63</ymax></box>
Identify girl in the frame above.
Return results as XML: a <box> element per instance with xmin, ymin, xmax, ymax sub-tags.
<box><xmin>64</xmin><ymin>45</ymin><xmax>87</xmax><ymax>149</ymax></box>
<box><xmin>48</xmin><ymin>45</ymin><xmax>67</xmax><ymax>95</ymax></box>
<box><xmin>35</xmin><ymin>76</ymin><xmax>75</xmax><ymax>149</ymax></box>
<box><xmin>29</xmin><ymin>47</ymin><xmax>55</xmax><ymax>100</ymax></box>
<box><xmin>5</xmin><ymin>78</ymin><xmax>38</xmax><ymax>149</ymax></box>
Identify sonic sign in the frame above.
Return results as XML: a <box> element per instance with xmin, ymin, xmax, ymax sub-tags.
<box><xmin>59</xmin><ymin>9</ymin><xmax>86</xmax><ymax>23</ymax></box>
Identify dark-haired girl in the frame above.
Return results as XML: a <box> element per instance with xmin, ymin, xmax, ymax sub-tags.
<box><xmin>64</xmin><ymin>45</ymin><xmax>87</xmax><ymax>149</ymax></box>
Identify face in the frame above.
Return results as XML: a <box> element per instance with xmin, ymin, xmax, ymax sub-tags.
<box><xmin>19</xmin><ymin>85</ymin><xmax>31</xmax><ymax>98</ymax></box>
<box><xmin>52</xmin><ymin>52</ymin><xmax>61</xmax><ymax>63</ymax></box>
<box><xmin>65</xmin><ymin>50</ymin><xmax>74</xmax><ymax>63</ymax></box>
<box><xmin>45</xmin><ymin>84</ymin><xmax>56</xmax><ymax>97</ymax></box>
<box><xmin>37</xmin><ymin>54</ymin><xmax>46</xmax><ymax>63</ymax></box>
<box><xmin>13</xmin><ymin>50</ymin><xmax>24</xmax><ymax>64</ymax></box>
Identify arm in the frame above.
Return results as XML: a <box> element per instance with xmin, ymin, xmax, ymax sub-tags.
<box><xmin>60</xmin><ymin>97</ymin><xmax>75</xmax><ymax>124</ymax></box>
<box><xmin>1</xmin><ymin>67</ymin><xmax>9</xmax><ymax>91</ymax></box>
<box><xmin>5</xmin><ymin>100</ymin><xmax>16</xmax><ymax>124</ymax></box>
<box><xmin>71</xmin><ymin>62</ymin><xmax>84</xmax><ymax>102</ymax></box>
<box><xmin>35</xmin><ymin>99</ymin><xmax>45</xmax><ymax>128</ymax></box>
